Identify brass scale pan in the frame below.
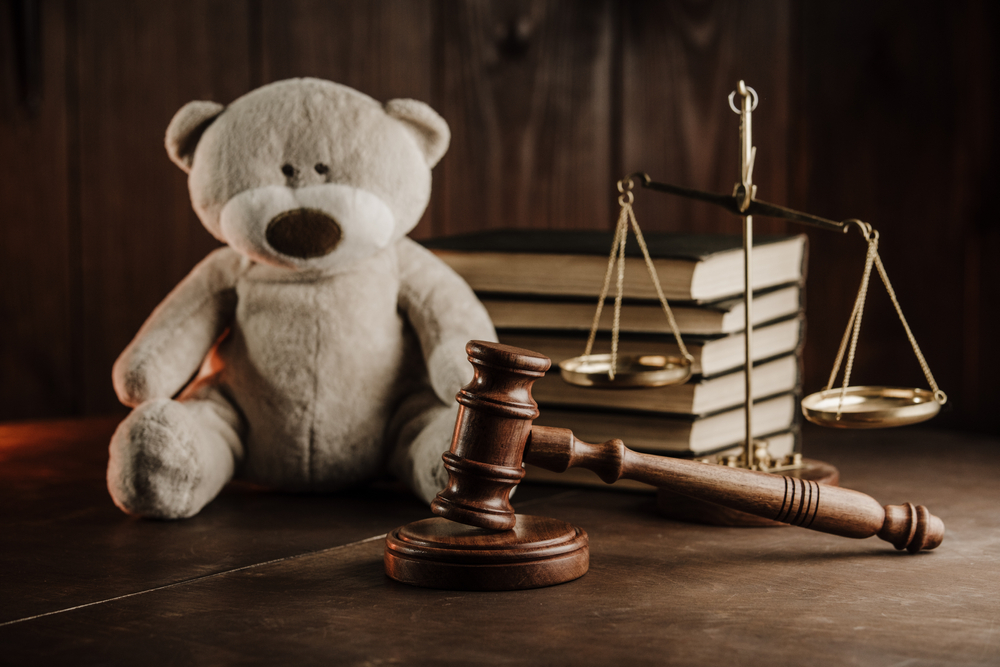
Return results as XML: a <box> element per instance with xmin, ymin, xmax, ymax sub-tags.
<box><xmin>800</xmin><ymin>386</ymin><xmax>941</xmax><ymax>429</ymax></box>
<box><xmin>559</xmin><ymin>353</ymin><xmax>692</xmax><ymax>389</ymax></box>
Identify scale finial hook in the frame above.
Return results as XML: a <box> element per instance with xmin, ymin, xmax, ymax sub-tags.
<box><xmin>728</xmin><ymin>84</ymin><xmax>759</xmax><ymax>114</ymax></box>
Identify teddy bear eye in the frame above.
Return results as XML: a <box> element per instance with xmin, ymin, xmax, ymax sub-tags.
<box><xmin>281</xmin><ymin>164</ymin><xmax>296</xmax><ymax>177</ymax></box>
<box><xmin>314</xmin><ymin>163</ymin><xmax>329</xmax><ymax>175</ymax></box>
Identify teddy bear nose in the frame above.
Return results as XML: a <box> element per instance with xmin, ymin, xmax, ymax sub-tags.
<box><xmin>265</xmin><ymin>208</ymin><xmax>343</xmax><ymax>259</ymax></box>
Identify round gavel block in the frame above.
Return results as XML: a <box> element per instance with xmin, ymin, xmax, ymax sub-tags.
<box><xmin>385</xmin><ymin>515</ymin><xmax>588</xmax><ymax>591</ymax></box>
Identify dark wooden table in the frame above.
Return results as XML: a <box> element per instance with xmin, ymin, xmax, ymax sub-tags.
<box><xmin>2</xmin><ymin>418</ymin><xmax>998</xmax><ymax>666</ymax></box>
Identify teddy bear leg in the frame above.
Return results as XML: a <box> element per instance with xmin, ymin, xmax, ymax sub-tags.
<box><xmin>107</xmin><ymin>388</ymin><xmax>244</xmax><ymax>519</ymax></box>
<box><xmin>387</xmin><ymin>389</ymin><xmax>459</xmax><ymax>504</ymax></box>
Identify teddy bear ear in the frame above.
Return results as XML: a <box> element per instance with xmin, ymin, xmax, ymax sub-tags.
<box><xmin>385</xmin><ymin>99</ymin><xmax>451</xmax><ymax>168</ymax></box>
<box><xmin>165</xmin><ymin>100</ymin><xmax>225</xmax><ymax>173</ymax></box>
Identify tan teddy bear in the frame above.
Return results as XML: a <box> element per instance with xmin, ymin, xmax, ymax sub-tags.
<box><xmin>107</xmin><ymin>78</ymin><xmax>496</xmax><ymax>519</ymax></box>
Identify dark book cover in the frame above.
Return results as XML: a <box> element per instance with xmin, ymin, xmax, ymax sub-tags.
<box><xmin>422</xmin><ymin>229</ymin><xmax>800</xmax><ymax>261</ymax></box>
<box><xmin>498</xmin><ymin>311</ymin><xmax>804</xmax><ymax>350</ymax></box>
<box><xmin>477</xmin><ymin>281</ymin><xmax>803</xmax><ymax>309</ymax></box>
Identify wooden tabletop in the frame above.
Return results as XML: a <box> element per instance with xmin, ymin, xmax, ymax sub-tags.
<box><xmin>1</xmin><ymin>417</ymin><xmax>998</xmax><ymax>665</ymax></box>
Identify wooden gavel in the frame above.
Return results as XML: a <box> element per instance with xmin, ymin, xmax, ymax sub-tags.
<box><xmin>430</xmin><ymin>340</ymin><xmax>943</xmax><ymax>553</ymax></box>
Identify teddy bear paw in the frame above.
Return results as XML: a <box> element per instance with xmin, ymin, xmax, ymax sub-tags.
<box><xmin>107</xmin><ymin>398</ymin><xmax>213</xmax><ymax>519</ymax></box>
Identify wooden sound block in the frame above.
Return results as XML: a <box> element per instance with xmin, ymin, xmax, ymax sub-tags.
<box><xmin>656</xmin><ymin>458</ymin><xmax>841</xmax><ymax>527</ymax></box>
<box><xmin>384</xmin><ymin>514</ymin><xmax>589</xmax><ymax>591</ymax></box>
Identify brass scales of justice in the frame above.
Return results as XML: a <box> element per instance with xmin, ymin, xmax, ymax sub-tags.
<box><xmin>383</xmin><ymin>81</ymin><xmax>946</xmax><ymax>591</ymax></box>
<box><xmin>557</xmin><ymin>80</ymin><xmax>947</xmax><ymax>521</ymax></box>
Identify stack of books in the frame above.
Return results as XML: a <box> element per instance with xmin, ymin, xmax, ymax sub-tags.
<box><xmin>424</xmin><ymin>230</ymin><xmax>808</xmax><ymax>491</ymax></box>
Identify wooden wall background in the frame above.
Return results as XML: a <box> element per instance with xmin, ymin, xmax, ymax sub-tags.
<box><xmin>1</xmin><ymin>0</ymin><xmax>996</xmax><ymax>433</ymax></box>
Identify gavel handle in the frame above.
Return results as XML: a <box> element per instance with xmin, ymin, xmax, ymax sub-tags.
<box><xmin>525</xmin><ymin>426</ymin><xmax>943</xmax><ymax>553</ymax></box>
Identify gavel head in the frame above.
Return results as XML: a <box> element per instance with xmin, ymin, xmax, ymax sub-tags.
<box><xmin>430</xmin><ymin>340</ymin><xmax>551</xmax><ymax>531</ymax></box>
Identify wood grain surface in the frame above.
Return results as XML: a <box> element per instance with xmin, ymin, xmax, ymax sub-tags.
<box><xmin>620</xmin><ymin>0</ymin><xmax>792</xmax><ymax>236</ymax></box>
<box><xmin>433</xmin><ymin>0</ymin><xmax>614</xmax><ymax>236</ymax></box>
<box><xmin>0</xmin><ymin>418</ymin><xmax>998</xmax><ymax>665</ymax></box>
<box><xmin>73</xmin><ymin>0</ymin><xmax>249</xmax><ymax>414</ymax></box>
<box><xmin>0</xmin><ymin>417</ymin><xmax>433</xmax><ymax>623</ymax></box>
<box><xmin>0</xmin><ymin>0</ymin><xmax>74</xmax><ymax>418</ymax></box>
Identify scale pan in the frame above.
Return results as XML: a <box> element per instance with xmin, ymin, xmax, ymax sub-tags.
<box><xmin>801</xmin><ymin>386</ymin><xmax>940</xmax><ymax>429</ymax></box>
<box><xmin>559</xmin><ymin>353</ymin><xmax>692</xmax><ymax>388</ymax></box>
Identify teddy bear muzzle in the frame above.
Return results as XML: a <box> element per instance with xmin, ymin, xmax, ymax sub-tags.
<box><xmin>265</xmin><ymin>208</ymin><xmax>343</xmax><ymax>258</ymax></box>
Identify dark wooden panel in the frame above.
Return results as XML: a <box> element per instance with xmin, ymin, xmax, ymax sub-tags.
<box><xmin>74</xmin><ymin>0</ymin><xmax>251</xmax><ymax>414</ymax></box>
<box><xmin>259</xmin><ymin>0</ymin><xmax>434</xmax><ymax>101</ymax></box>
<box><xmin>954</xmin><ymin>0</ymin><xmax>999</xmax><ymax>433</ymax></box>
<box><xmin>433</xmin><ymin>0</ymin><xmax>615</xmax><ymax>237</ymax></box>
<box><xmin>0</xmin><ymin>0</ymin><xmax>74</xmax><ymax>419</ymax></box>
<box><xmin>620</xmin><ymin>0</ymin><xmax>793</xmax><ymax>236</ymax></box>
<box><xmin>790</xmin><ymin>1</ymin><xmax>995</xmax><ymax>428</ymax></box>
<box><xmin>259</xmin><ymin>0</ymin><xmax>437</xmax><ymax>237</ymax></box>
<box><xmin>2</xmin><ymin>420</ymin><xmax>998</xmax><ymax>665</ymax></box>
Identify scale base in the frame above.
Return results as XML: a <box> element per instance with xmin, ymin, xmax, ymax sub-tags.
<box><xmin>384</xmin><ymin>514</ymin><xmax>589</xmax><ymax>591</ymax></box>
<box><xmin>656</xmin><ymin>458</ymin><xmax>840</xmax><ymax>527</ymax></box>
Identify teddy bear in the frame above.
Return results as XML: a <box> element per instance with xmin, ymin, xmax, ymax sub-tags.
<box><xmin>107</xmin><ymin>78</ymin><xmax>496</xmax><ymax>519</ymax></box>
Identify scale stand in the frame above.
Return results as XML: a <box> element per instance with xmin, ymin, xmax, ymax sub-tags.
<box><xmin>570</xmin><ymin>81</ymin><xmax>947</xmax><ymax>526</ymax></box>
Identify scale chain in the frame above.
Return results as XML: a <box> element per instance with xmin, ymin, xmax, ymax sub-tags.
<box><xmin>610</xmin><ymin>207</ymin><xmax>628</xmax><ymax>378</ymax></box>
<box><xmin>835</xmin><ymin>231</ymin><xmax>880</xmax><ymax>419</ymax></box>
<box><xmin>625</xmin><ymin>204</ymin><xmax>694</xmax><ymax>364</ymax></box>
<box><xmin>872</xmin><ymin>252</ymin><xmax>947</xmax><ymax>404</ymax></box>
<box><xmin>825</xmin><ymin>222</ymin><xmax>947</xmax><ymax>417</ymax></box>
<box><xmin>583</xmin><ymin>204</ymin><xmax>629</xmax><ymax>360</ymax></box>
<box><xmin>583</xmin><ymin>180</ymin><xmax>694</xmax><ymax>381</ymax></box>
<box><xmin>825</xmin><ymin>290</ymin><xmax>863</xmax><ymax>396</ymax></box>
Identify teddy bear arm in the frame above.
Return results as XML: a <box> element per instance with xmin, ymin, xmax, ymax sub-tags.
<box><xmin>396</xmin><ymin>239</ymin><xmax>497</xmax><ymax>403</ymax></box>
<box><xmin>112</xmin><ymin>248</ymin><xmax>241</xmax><ymax>407</ymax></box>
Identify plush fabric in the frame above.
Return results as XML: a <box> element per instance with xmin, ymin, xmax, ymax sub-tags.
<box><xmin>108</xmin><ymin>78</ymin><xmax>495</xmax><ymax>519</ymax></box>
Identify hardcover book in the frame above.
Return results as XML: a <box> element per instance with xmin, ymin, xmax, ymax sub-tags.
<box><xmin>499</xmin><ymin>316</ymin><xmax>802</xmax><ymax>378</ymax></box>
<box><xmin>482</xmin><ymin>284</ymin><xmax>801</xmax><ymax>336</ymax></box>
<box><xmin>424</xmin><ymin>230</ymin><xmax>807</xmax><ymax>302</ymax></box>
<box><xmin>531</xmin><ymin>394</ymin><xmax>799</xmax><ymax>456</ymax></box>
